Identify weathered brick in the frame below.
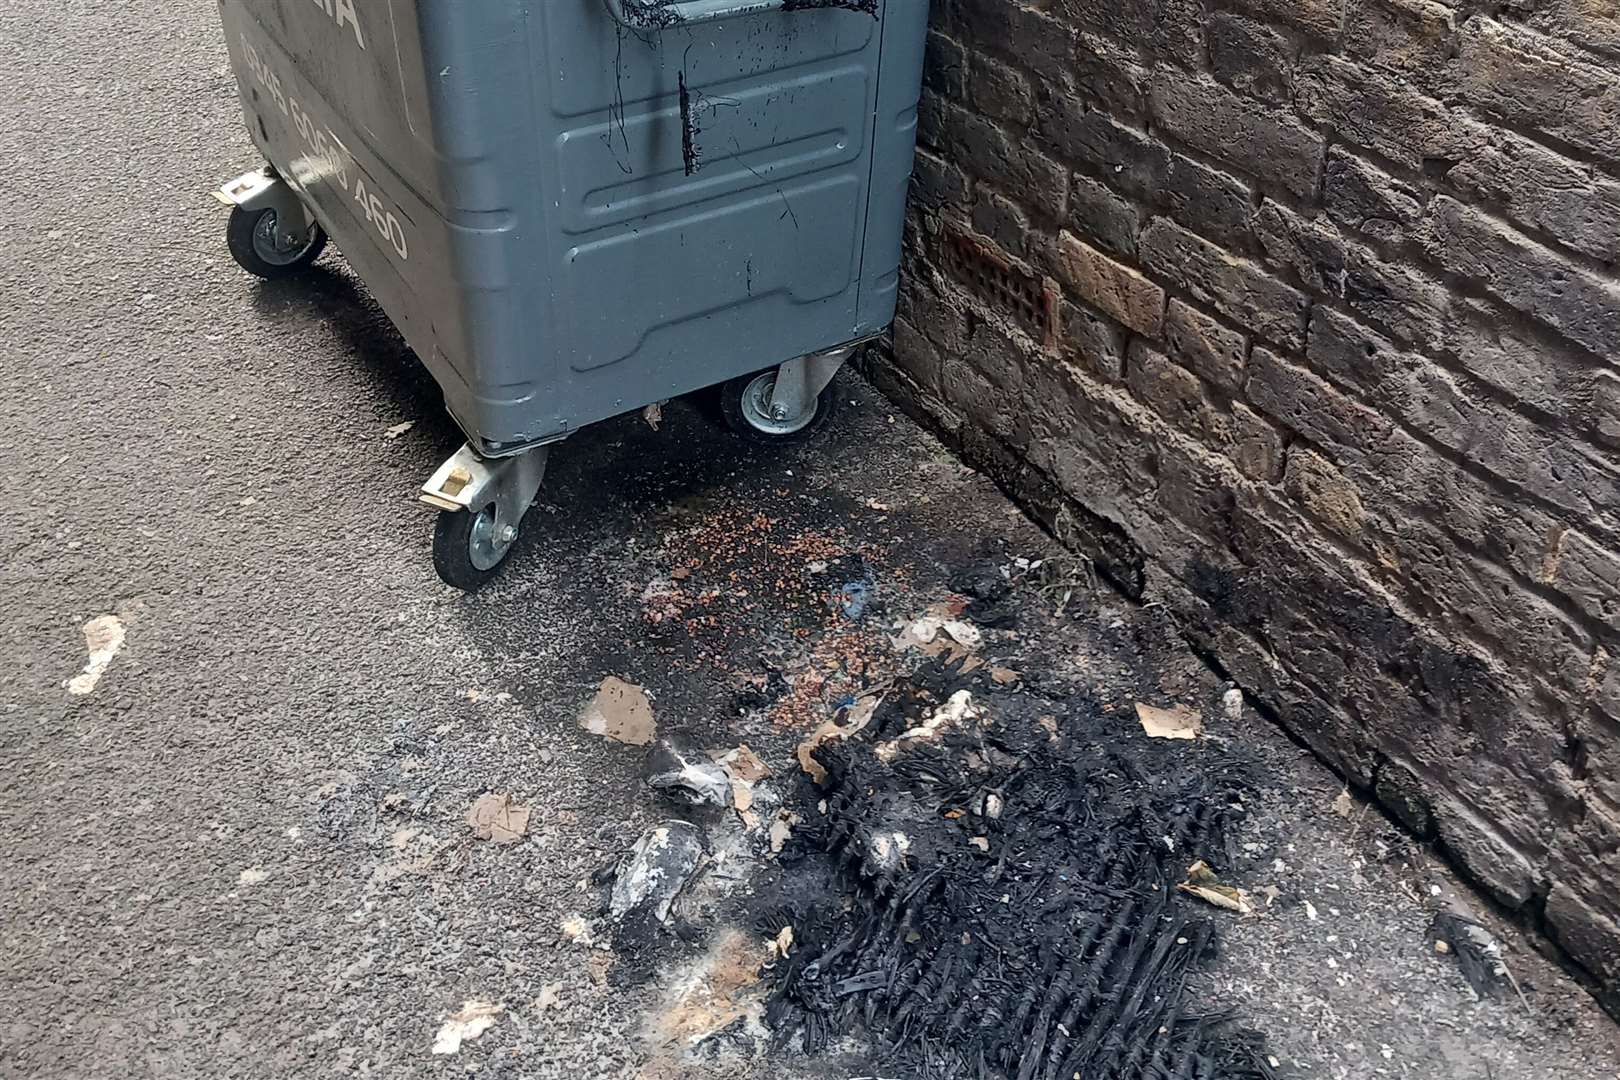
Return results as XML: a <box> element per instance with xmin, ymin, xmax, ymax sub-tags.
<box><xmin>1073</xmin><ymin>31</ymin><xmax>1151</xmax><ymax>118</ymax></box>
<box><xmin>1546</xmin><ymin>879</ymin><xmax>1620</xmax><ymax>986</ymax></box>
<box><xmin>1344</xmin><ymin>0</ymin><xmax>1456</xmax><ymax>83</ymax></box>
<box><xmin>904</xmin><ymin>273</ymin><xmax>971</xmax><ymax>358</ymax></box>
<box><xmin>1158</xmin><ymin>155</ymin><xmax>1257</xmax><ymax>255</ymax></box>
<box><xmin>1209</xmin><ymin>13</ymin><xmax>1293</xmax><ymax>103</ymax></box>
<box><xmin>1157</xmin><ymin>462</ymin><xmax>1246</xmax><ymax>563</ymax></box>
<box><xmin>1126</xmin><ymin>340</ymin><xmax>1229</xmax><ymax>444</ymax></box>
<box><xmin>1323</xmin><ymin>148</ymin><xmax>1422</xmax><ymax>246</ymax></box>
<box><xmin>1444</xmin><ymin>302</ymin><xmax>1600</xmax><ymax>428</ymax></box>
<box><xmin>1552</xmin><ymin>530</ymin><xmax>1620</xmax><ymax>633</ymax></box>
<box><xmin>1285</xmin><ymin>447</ymin><xmax>1368</xmax><ymax>541</ymax></box>
<box><xmin>1432</xmin><ymin>790</ymin><xmax>1546</xmax><ymax>907</ymax></box>
<box><xmin>1041</xmin><ymin>108</ymin><xmax>1254</xmax><ymax>251</ymax></box>
<box><xmin>1296</xmin><ymin>55</ymin><xmax>1491</xmax><ymax>172</ymax></box>
<box><xmin>1041</xmin><ymin>105</ymin><xmax>1160</xmax><ymax>176</ymax></box>
<box><xmin>1298</xmin><ymin>49</ymin><xmax>1620</xmax><ymax>264</ymax></box>
<box><xmin>1226</xmin><ymin>0</ymin><xmax>1345</xmax><ymax>40</ymax></box>
<box><xmin>1393</xmin><ymin>447</ymin><xmax>1571</xmax><ymax>586</ymax></box>
<box><xmin>1252</xmin><ymin>199</ymin><xmax>1448</xmax><ymax>350</ymax></box>
<box><xmin>916</xmin><ymin>89</ymin><xmax>946</xmax><ymax>149</ymax></box>
<box><xmin>1247</xmin><ymin>345</ymin><xmax>1400</xmax><ymax>466</ymax></box>
<box><xmin>1140</xmin><ymin>218</ymin><xmax>1309</xmax><ymax>348</ymax></box>
<box><xmin>923</xmin><ymin>30</ymin><xmax>966</xmax><ymax>101</ymax></box>
<box><xmin>1419</xmin><ymin>196</ymin><xmax>1620</xmax><ymax>360</ymax></box>
<box><xmin>1380</xmin><ymin>518</ymin><xmax>1597</xmax><ymax>699</ymax></box>
<box><xmin>968</xmin><ymin>314</ymin><xmax>1031</xmax><ymax>397</ymax></box>
<box><xmin>1589</xmin><ymin>722</ymin><xmax>1620</xmax><ymax>814</ymax></box>
<box><xmin>892</xmin><ymin>315</ymin><xmax>944</xmax><ymax>396</ymax></box>
<box><xmin>1511</xmin><ymin>0</ymin><xmax>1620</xmax><ymax>64</ymax></box>
<box><xmin>1375</xmin><ymin>759</ymin><xmax>1437</xmax><ymax>836</ymax></box>
<box><xmin>1060</xmin><ymin>300</ymin><xmax>1129</xmax><ymax>381</ymax></box>
<box><xmin>1310</xmin><ymin>307</ymin><xmax>1620</xmax><ymax>519</ymax></box>
<box><xmin>1056</xmin><ymin>232</ymin><xmax>1166</xmax><ymax>337</ymax></box>
<box><xmin>1548</xmin><ymin>809</ymin><xmax>1620</xmax><ymax>980</ymax></box>
<box><xmin>946</xmin><ymin>1</ymin><xmax>1075</xmax><ymax>90</ymax></box>
<box><xmin>1595</xmin><ymin>371</ymin><xmax>1620</xmax><ymax>449</ymax></box>
<box><xmin>1244</xmin><ymin>359</ymin><xmax>1561</xmax><ymax>592</ymax></box>
<box><xmin>1232</xmin><ymin>402</ymin><xmax>1285</xmax><ymax>482</ymax></box>
<box><xmin>1069</xmin><ymin>173</ymin><xmax>1139</xmax><ymax>257</ymax></box>
<box><xmin>910</xmin><ymin>147</ymin><xmax>969</xmax><ymax>209</ymax></box>
<box><xmin>939</xmin><ymin>103</ymin><xmax>1069</xmax><ymax>219</ymax></box>
<box><xmin>1458</xmin><ymin>18</ymin><xmax>1620</xmax><ymax>166</ymax></box>
<box><xmin>1443</xmin><ymin>131</ymin><xmax>1620</xmax><ymax>264</ymax></box>
<box><xmin>1164</xmin><ymin>298</ymin><xmax>1247</xmax><ymax>391</ymax></box>
<box><xmin>1599</xmin><ymin>651</ymin><xmax>1620</xmax><ymax>724</ymax></box>
<box><xmin>938</xmin><ymin>347</ymin><xmax>1001</xmax><ymax>422</ymax></box>
<box><xmin>1149</xmin><ymin>70</ymin><xmax>1325</xmax><ymax>197</ymax></box>
<box><xmin>1064</xmin><ymin>0</ymin><xmax>1205</xmax><ymax>60</ymax></box>
<box><xmin>1304</xmin><ymin>304</ymin><xmax>1412</xmax><ymax>396</ymax></box>
<box><xmin>970</xmin><ymin>53</ymin><xmax>1034</xmax><ymax>127</ymax></box>
<box><xmin>971</xmin><ymin>188</ymin><xmax>1033</xmax><ymax>262</ymax></box>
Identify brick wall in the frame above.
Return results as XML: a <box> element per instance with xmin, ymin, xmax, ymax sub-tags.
<box><xmin>880</xmin><ymin>0</ymin><xmax>1620</xmax><ymax>1000</ymax></box>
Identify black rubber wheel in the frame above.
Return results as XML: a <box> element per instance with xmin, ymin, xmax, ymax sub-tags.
<box><xmin>719</xmin><ymin>369</ymin><xmax>838</xmax><ymax>444</ymax></box>
<box><xmin>226</xmin><ymin>205</ymin><xmax>328</xmax><ymax>280</ymax></box>
<box><xmin>432</xmin><ymin>505</ymin><xmax>516</xmax><ymax>592</ymax></box>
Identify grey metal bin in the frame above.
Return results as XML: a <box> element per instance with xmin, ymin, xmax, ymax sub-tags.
<box><xmin>212</xmin><ymin>0</ymin><xmax>930</xmax><ymax>588</ymax></box>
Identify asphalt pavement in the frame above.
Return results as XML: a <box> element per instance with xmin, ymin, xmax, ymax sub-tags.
<box><xmin>4</xmin><ymin>3</ymin><xmax>1620</xmax><ymax>1079</ymax></box>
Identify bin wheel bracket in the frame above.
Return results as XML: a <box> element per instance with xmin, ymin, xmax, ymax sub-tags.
<box><xmin>215</xmin><ymin>167</ymin><xmax>326</xmax><ymax>278</ymax></box>
<box><xmin>422</xmin><ymin>443</ymin><xmax>551</xmax><ymax>591</ymax></box>
<box><xmin>721</xmin><ymin>343</ymin><xmax>857</xmax><ymax>444</ymax></box>
<box><xmin>766</xmin><ymin>345</ymin><xmax>852</xmax><ymax>424</ymax></box>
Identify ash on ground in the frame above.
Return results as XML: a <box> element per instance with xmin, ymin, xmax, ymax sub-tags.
<box><xmin>752</xmin><ymin>650</ymin><xmax>1275</xmax><ymax>1080</ymax></box>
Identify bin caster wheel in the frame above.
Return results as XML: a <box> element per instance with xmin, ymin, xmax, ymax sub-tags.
<box><xmin>433</xmin><ymin>504</ymin><xmax>517</xmax><ymax>592</ymax></box>
<box><xmin>720</xmin><ymin>369</ymin><xmax>837</xmax><ymax>444</ymax></box>
<box><xmin>226</xmin><ymin>205</ymin><xmax>328</xmax><ymax>280</ymax></box>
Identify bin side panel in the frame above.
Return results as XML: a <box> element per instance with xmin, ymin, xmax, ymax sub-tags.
<box><xmin>226</xmin><ymin>1</ymin><xmax>440</xmax><ymax>204</ymax></box>
<box><xmin>223</xmin><ymin>0</ymin><xmax>559</xmax><ymax>449</ymax></box>
<box><xmin>523</xmin><ymin>5</ymin><xmax>886</xmax><ymax>424</ymax></box>
<box><xmin>857</xmin><ymin>3</ymin><xmax>931</xmax><ymax>336</ymax></box>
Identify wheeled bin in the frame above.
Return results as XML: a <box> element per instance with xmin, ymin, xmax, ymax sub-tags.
<box><xmin>211</xmin><ymin>0</ymin><xmax>930</xmax><ymax>589</ymax></box>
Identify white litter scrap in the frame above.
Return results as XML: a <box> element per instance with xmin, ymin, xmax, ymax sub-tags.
<box><xmin>768</xmin><ymin>810</ymin><xmax>800</xmax><ymax>855</ymax></box>
<box><xmin>431</xmin><ymin>1000</ymin><xmax>503</xmax><ymax>1055</ymax></box>
<box><xmin>1135</xmin><ymin>701</ymin><xmax>1202</xmax><ymax>741</ymax></box>
<box><xmin>534</xmin><ymin>983</ymin><xmax>563</xmax><ymax>1014</ymax></box>
<box><xmin>875</xmin><ymin>690</ymin><xmax>982</xmax><ymax>762</ymax></box>
<box><xmin>1176</xmin><ymin>860</ymin><xmax>1255</xmax><ymax>916</ymax></box>
<box><xmin>714</xmin><ymin>744</ymin><xmax>770</xmax><ymax>783</ymax></box>
<box><xmin>66</xmin><ymin>614</ymin><xmax>126</xmax><ymax>696</ymax></box>
<box><xmin>891</xmin><ymin>606</ymin><xmax>983</xmax><ymax>654</ymax></box>
<box><xmin>559</xmin><ymin>914</ymin><xmax>596</xmax><ymax>946</ymax></box>
<box><xmin>867</xmin><ymin>830</ymin><xmax>912</xmax><ymax>873</ymax></box>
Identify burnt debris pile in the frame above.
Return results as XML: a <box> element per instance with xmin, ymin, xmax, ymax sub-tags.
<box><xmin>762</xmin><ymin>661</ymin><xmax>1276</xmax><ymax>1080</ymax></box>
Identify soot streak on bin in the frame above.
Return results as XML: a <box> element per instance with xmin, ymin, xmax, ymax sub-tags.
<box><xmin>614</xmin><ymin>0</ymin><xmax>688</xmax><ymax>30</ymax></box>
<box><xmin>782</xmin><ymin>0</ymin><xmax>879</xmax><ymax>13</ymax></box>
<box><xmin>678</xmin><ymin>68</ymin><xmax>702</xmax><ymax>176</ymax></box>
<box><xmin>753</xmin><ymin>657</ymin><xmax>1279</xmax><ymax>1080</ymax></box>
